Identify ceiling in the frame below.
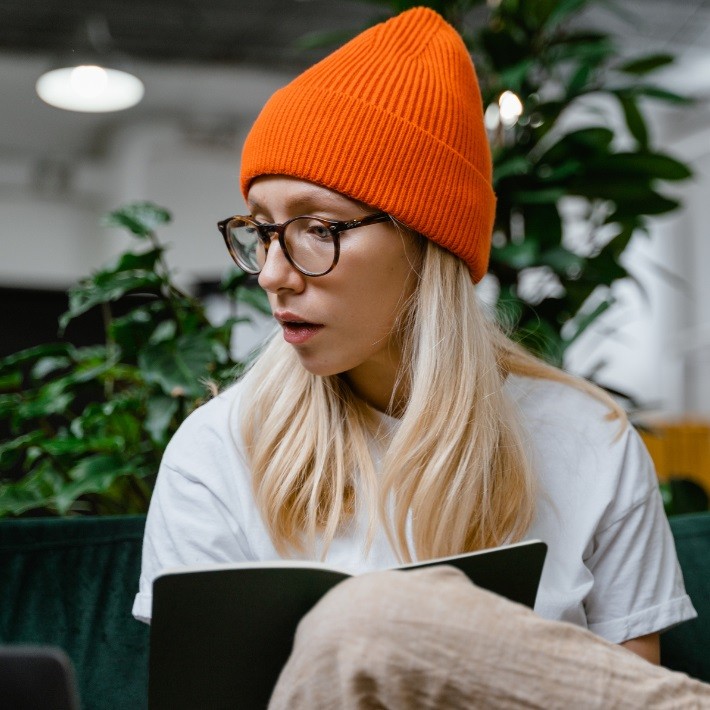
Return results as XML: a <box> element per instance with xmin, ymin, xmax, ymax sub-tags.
<box><xmin>1</xmin><ymin>0</ymin><xmax>709</xmax><ymax>67</ymax></box>
<box><xmin>0</xmin><ymin>0</ymin><xmax>382</xmax><ymax>70</ymax></box>
<box><xmin>1</xmin><ymin>0</ymin><xmax>710</xmax><ymax>164</ymax></box>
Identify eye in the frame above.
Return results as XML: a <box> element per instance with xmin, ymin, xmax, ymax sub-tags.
<box><xmin>305</xmin><ymin>220</ymin><xmax>333</xmax><ymax>240</ymax></box>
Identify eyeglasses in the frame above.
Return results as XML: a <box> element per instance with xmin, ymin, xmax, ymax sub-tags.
<box><xmin>217</xmin><ymin>212</ymin><xmax>390</xmax><ymax>277</ymax></box>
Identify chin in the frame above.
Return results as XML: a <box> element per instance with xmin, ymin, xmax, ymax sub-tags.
<box><xmin>294</xmin><ymin>355</ymin><xmax>339</xmax><ymax>378</ymax></box>
<box><xmin>293</xmin><ymin>352</ymin><xmax>353</xmax><ymax>379</ymax></box>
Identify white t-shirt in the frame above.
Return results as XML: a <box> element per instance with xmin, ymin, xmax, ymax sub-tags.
<box><xmin>132</xmin><ymin>375</ymin><xmax>696</xmax><ymax>643</ymax></box>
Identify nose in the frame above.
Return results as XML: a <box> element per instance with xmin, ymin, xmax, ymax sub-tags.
<box><xmin>257</xmin><ymin>238</ymin><xmax>305</xmax><ymax>294</ymax></box>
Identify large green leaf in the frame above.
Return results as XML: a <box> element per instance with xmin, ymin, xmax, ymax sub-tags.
<box><xmin>0</xmin><ymin>460</ymin><xmax>65</xmax><ymax>517</ymax></box>
<box><xmin>535</xmin><ymin>159</ymin><xmax>585</xmax><ymax>183</ymax></box>
<box><xmin>623</xmin><ymin>85</ymin><xmax>693</xmax><ymax>105</ymax></box>
<box><xmin>586</xmin><ymin>152</ymin><xmax>692</xmax><ymax>181</ymax></box>
<box><xmin>0</xmin><ymin>343</ymin><xmax>73</xmax><ymax>372</ymax></box>
<box><xmin>102</xmin><ymin>203</ymin><xmax>171</xmax><ymax>238</ymax></box>
<box><xmin>145</xmin><ymin>395</ymin><xmax>179</xmax><ymax>446</ymax></box>
<box><xmin>16</xmin><ymin>384</ymin><xmax>75</xmax><ymax>421</ymax></box>
<box><xmin>55</xmin><ymin>454</ymin><xmax>137</xmax><ymax>514</ymax></box>
<box><xmin>618</xmin><ymin>54</ymin><xmax>674</xmax><ymax>75</ymax></box>
<box><xmin>610</xmin><ymin>193</ymin><xmax>680</xmax><ymax>221</ymax></box>
<box><xmin>138</xmin><ymin>331</ymin><xmax>216</xmax><ymax>399</ymax></box>
<box><xmin>61</xmin><ymin>271</ymin><xmax>163</xmax><ymax>331</ymax></box>
<box><xmin>110</xmin><ymin>302</ymin><xmax>168</xmax><ymax>359</ymax></box>
<box><xmin>0</xmin><ymin>431</ymin><xmax>45</xmax><ymax>469</ymax></box>
<box><xmin>618</xmin><ymin>94</ymin><xmax>648</xmax><ymax>149</ymax></box>
<box><xmin>55</xmin><ymin>352</ymin><xmax>121</xmax><ymax>389</ymax></box>
<box><xmin>73</xmin><ymin>398</ymin><xmax>144</xmax><ymax>447</ymax></box>
<box><xmin>562</xmin><ymin>296</ymin><xmax>614</xmax><ymax>348</ymax></box>
<box><xmin>105</xmin><ymin>248</ymin><xmax>164</xmax><ymax>275</ymax></box>
<box><xmin>566</xmin><ymin>62</ymin><xmax>595</xmax><ymax>97</ymax></box>
<box><xmin>566</xmin><ymin>179</ymin><xmax>675</xmax><ymax>206</ymax></box>
<box><xmin>539</xmin><ymin>128</ymin><xmax>615</xmax><ymax>164</ymax></box>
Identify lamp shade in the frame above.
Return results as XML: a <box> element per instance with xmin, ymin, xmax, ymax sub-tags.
<box><xmin>36</xmin><ymin>64</ymin><xmax>144</xmax><ymax>113</ymax></box>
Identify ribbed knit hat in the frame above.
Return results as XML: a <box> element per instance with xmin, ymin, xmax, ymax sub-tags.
<box><xmin>240</xmin><ymin>7</ymin><xmax>495</xmax><ymax>282</ymax></box>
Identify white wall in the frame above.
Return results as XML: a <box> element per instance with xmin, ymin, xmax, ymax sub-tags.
<box><xmin>0</xmin><ymin>121</ymin><xmax>249</xmax><ymax>288</ymax></box>
<box><xmin>668</xmin><ymin>123</ymin><xmax>710</xmax><ymax>414</ymax></box>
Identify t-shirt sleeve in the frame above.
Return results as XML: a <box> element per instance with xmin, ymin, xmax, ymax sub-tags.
<box><xmin>583</xmin><ymin>430</ymin><xmax>697</xmax><ymax>643</ymax></box>
<box><xmin>132</xmin><ymin>393</ymin><xmax>254</xmax><ymax>624</ymax></box>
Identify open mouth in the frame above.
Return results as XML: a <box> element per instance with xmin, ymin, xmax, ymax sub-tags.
<box><xmin>278</xmin><ymin>319</ymin><xmax>324</xmax><ymax>344</ymax></box>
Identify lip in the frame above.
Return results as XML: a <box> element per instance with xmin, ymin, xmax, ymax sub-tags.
<box><xmin>273</xmin><ymin>310</ymin><xmax>324</xmax><ymax>346</ymax></box>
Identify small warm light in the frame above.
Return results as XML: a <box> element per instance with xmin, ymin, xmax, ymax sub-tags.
<box><xmin>498</xmin><ymin>90</ymin><xmax>524</xmax><ymax>127</ymax></box>
<box><xmin>36</xmin><ymin>64</ymin><xmax>144</xmax><ymax>113</ymax></box>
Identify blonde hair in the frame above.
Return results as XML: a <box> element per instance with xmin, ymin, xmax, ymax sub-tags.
<box><xmin>240</xmin><ymin>238</ymin><xmax>624</xmax><ymax>562</ymax></box>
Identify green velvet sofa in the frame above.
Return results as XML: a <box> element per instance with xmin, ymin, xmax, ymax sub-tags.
<box><xmin>0</xmin><ymin>516</ymin><xmax>148</xmax><ymax>710</ymax></box>
<box><xmin>1</xmin><ymin>512</ymin><xmax>708</xmax><ymax>709</ymax></box>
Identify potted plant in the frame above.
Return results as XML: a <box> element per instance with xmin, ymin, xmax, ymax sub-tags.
<box><xmin>0</xmin><ymin>203</ymin><xmax>268</xmax><ymax>518</ymax></box>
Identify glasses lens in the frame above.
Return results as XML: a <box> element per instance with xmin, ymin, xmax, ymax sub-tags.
<box><xmin>284</xmin><ymin>218</ymin><xmax>336</xmax><ymax>276</ymax></box>
<box><xmin>226</xmin><ymin>219</ymin><xmax>264</xmax><ymax>273</ymax></box>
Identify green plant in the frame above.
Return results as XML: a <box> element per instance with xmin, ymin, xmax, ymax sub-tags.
<box><xmin>0</xmin><ymin>203</ymin><xmax>269</xmax><ymax>518</ymax></box>
<box><xmin>335</xmin><ymin>0</ymin><xmax>692</xmax><ymax>368</ymax></box>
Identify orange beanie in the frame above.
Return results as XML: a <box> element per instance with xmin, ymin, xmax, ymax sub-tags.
<box><xmin>240</xmin><ymin>7</ymin><xmax>495</xmax><ymax>282</ymax></box>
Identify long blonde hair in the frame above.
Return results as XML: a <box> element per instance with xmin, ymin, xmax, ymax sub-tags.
<box><xmin>240</xmin><ymin>237</ymin><xmax>623</xmax><ymax>562</ymax></box>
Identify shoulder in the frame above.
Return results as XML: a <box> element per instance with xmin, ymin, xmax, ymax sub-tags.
<box><xmin>506</xmin><ymin>373</ymin><xmax>655</xmax><ymax>519</ymax></box>
<box><xmin>162</xmin><ymin>379</ymin><xmax>249</xmax><ymax>474</ymax></box>
<box><xmin>504</xmin><ymin>373</ymin><xmax>615</xmax><ymax>433</ymax></box>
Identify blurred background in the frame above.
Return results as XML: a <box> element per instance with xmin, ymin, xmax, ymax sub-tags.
<box><xmin>0</xmin><ymin>11</ymin><xmax>708</xmax><ymax>701</ymax></box>
<box><xmin>1</xmin><ymin>0</ymin><xmax>710</xmax><ymax>505</ymax></box>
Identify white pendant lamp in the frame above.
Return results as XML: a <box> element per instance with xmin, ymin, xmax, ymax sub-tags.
<box><xmin>35</xmin><ymin>16</ymin><xmax>144</xmax><ymax>113</ymax></box>
<box><xmin>36</xmin><ymin>64</ymin><xmax>144</xmax><ymax>112</ymax></box>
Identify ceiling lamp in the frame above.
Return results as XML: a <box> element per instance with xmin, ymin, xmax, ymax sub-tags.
<box><xmin>35</xmin><ymin>16</ymin><xmax>144</xmax><ymax>113</ymax></box>
<box><xmin>36</xmin><ymin>64</ymin><xmax>144</xmax><ymax>112</ymax></box>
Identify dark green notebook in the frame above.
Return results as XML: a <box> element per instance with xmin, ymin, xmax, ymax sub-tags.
<box><xmin>149</xmin><ymin>539</ymin><xmax>547</xmax><ymax>710</ymax></box>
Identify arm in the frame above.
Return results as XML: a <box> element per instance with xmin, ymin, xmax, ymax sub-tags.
<box><xmin>620</xmin><ymin>632</ymin><xmax>660</xmax><ymax>664</ymax></box>
<box><xmin>583</xmin><ymin>428</ymin><xmax>696</xmax><ymax>648</ymax></box>
<box><xmin>132</xmin><ymin>388</ymin><xmax>256</xmax><ymax>623</ymax></box>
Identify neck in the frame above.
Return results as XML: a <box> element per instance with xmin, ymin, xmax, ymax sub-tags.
<box><xmin>343</xmin><ymin>357</ymin><xmax>408</xmax><ymax>417</ymax></box>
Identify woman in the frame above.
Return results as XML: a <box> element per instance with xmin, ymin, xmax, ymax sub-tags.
<box><xmin>134</xmin><ymin>7</ymin><xmax>706</xmax><ymax>706</ymax></box>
